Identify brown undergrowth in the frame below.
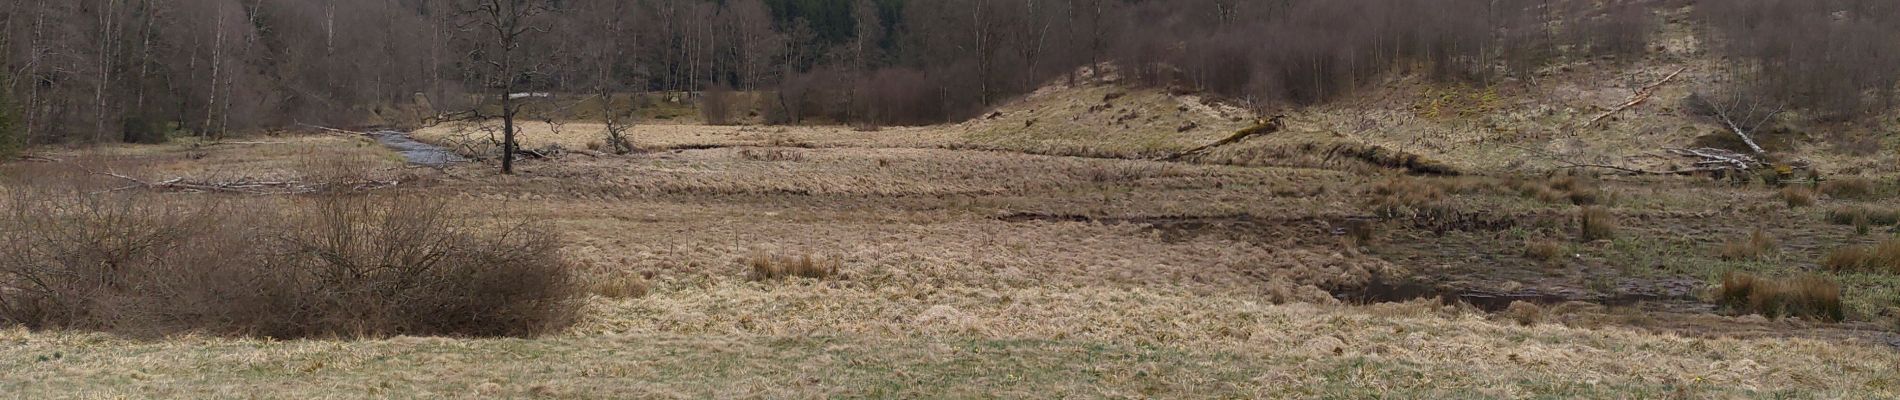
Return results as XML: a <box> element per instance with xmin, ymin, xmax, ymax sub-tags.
<box><xmin>1823</xmin><ymin>237</ymin><xmax>1900</xmax><ymax>274</ymax></box>
<box><xmin>0</xmin><ymin>176</ymin><xmax>581</xmax><ymax>339</ymax></box>
<box><xmin>1716</xmin><ymin>272</ymin><xmax>1844</xmax><ymax>322</ymax></box>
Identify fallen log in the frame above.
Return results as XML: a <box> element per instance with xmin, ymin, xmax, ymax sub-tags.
<box><xmin>1664</xmin><ymin>147</ymin><xmax>1762</xmax><ymax>171</ymax></box>
<box><xmin>1159</xmin><ymin>115</ymin><xmax>1286</xmax><ymax>161</ymax></box>
<box><xmin>1585</xmin><ymin>67</ymin><xmax>1687</xmax><ymax>128</ymax></box>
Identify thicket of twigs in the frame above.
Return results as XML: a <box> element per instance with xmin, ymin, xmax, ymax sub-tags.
<box><xmin>0</xmin><ymin>172</ymin><xmax>581</xmax><ymax>339</ymax></box>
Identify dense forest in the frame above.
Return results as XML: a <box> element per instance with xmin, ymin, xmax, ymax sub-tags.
<box><xmin>1</xmin><ymin>0</ymin><xmax>1895</xmax><ymax>148</ymax></box>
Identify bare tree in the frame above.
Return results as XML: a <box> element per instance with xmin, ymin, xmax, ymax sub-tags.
<box><xmin>455</xmin><ymin>0</ymin><xmax>555</xmax><ymax>175</ymax></box>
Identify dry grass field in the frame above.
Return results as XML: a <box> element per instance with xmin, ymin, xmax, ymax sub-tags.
<box><xmin>6</xmin><ymin>100</ymin><xmax>1900</xmax><ymax>397</ymax></box>
<box><xmin>10</xmin><ymin>2</ymin><xmax>1900</xmax><ymax>398</ymax></box>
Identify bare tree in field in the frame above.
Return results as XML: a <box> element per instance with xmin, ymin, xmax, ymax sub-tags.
<box><xmin>455</xmin><ymin>0</ymin><xmax>554</xmax><ymax>175</ymax></box>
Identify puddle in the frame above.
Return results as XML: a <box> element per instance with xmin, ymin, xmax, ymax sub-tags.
<box><xmin>369</xmin><ymin>130</ymin><xmax>463</xmax><ymax>167</ymax></box>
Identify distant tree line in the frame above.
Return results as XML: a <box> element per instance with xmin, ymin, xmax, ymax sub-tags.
<box><xmin>0</xmin><ymin>0</ymin><xmax>1895</xmax><ymax>147</ymax></box>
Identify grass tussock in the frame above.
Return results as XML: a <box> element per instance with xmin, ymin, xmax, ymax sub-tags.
<box><xmin>1578</xmin><ymin>206</ymin><xmax>1618</xmax><ymax>242</ymax></box>
<box><xmin>1716</xmin><ymin>272</ymin><xmax>1844</xmax><ymax>322</ymax></box>
<box><xmin>1502</xmin><ymin>301</ymin><xmax>1544</xmax><ymax>326</ymax></box>
<box><xmin>1344</xmin><ymin>221</ymin><xmax>1377</xmax><ymax>246</ymax></box>
<box><xmin>737</xmin><ymin>148</ymin><xmax>806</xmax><ymax>162</ymax></box>
<box><xmin>1366</xmin><ymin>177</ymin><xmax>1447</xmax><ymax>216</ymax></box>
<box><xmin>1819</xmin><ymin>177</ymin><xmax>1877</xmax><ymax>199</ymax></box>
<box><xmin>1518</xmin><ymin>175</ymin><xmax>1605</xmax><ymax>206</ymax></box>
<box><xmin>1822</xmin><ymin>237</ymin><xmax>1900</xmax><ymax>274</ymax></box>
<box><xmin>1717</xmin><ymin>228</ymin><xmax>1776</xmax><ymax>261</ymax></box>
<box><xmin>1778</xmin><ymin>186</ymin><xmax>1817</xmax><ymax>208</ymax></box>
<box><xmin>1523</xmin><ymin>240</ymin><xmax>1565</xmax><ymax>262</ymax></box>
<box><xmin>590</xmin><ymin>272</ymin><xmax>652</xmax><ymax>299</ymax></box>
<box><xmin>0</xmin><ymin>187</ymin><xmax>581</xmax><ymax>339</ymax></box>
<box><xmin>747</xmin><ymin>253</ymin><xmax>841</xmax><ymax>281</ymax></box>
<box><xmin>1826</xmin><ymin>205</ymin><xmax>1900</xmax><ymax>227</ymax></box>
<box><xmin>1077</xmin><ymin>162</ymin><xmax>1169</xmax><ymax>184</ymax></box>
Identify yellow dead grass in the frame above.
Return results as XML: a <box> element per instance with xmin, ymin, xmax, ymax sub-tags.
<box><xmin>413</xmin><ymin>122</ymin><xmax>960</xmax><ymax>153</ymax></box>
<box><xmin>3</xmin><ymin>292</ymin><xmax>1893</xmax><ymax>398</ymax></box>
<box><xmin>8</xmin><ymin>95</ymin><xmax>1900</xmax><ymax>397</ymax></box>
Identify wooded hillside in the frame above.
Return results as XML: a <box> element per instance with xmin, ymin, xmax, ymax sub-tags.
<box><xmin>2</xmin><ymin>0</ymin><xmax>1894</xmax><ymax>146</ymax></box>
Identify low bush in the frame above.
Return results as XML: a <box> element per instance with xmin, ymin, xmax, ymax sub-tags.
<box><xmin>0</xmin><ymin>188</ymin><xmax>581</xmax><ymax>339</ymax></box>
<box><xmin>1716</xmin><ymin>272</ymin><xmax>1844</xmax><ymax>322</ymax></box>
<box><xmin>701</xmin><ymin>83</ymin><xmax>740</xmax><ymax>125</ymax></box>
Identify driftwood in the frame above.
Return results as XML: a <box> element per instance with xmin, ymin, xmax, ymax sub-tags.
<box><xmin>1159</xmin><ymin>115</ymin><xmax>1286</xmax><ymax>161</ymax></box>
<box><xmin>1512</xmin><ymin>144</ymin><xmax>1769</xmax><ymax>176</ymax></box>
<box><xmin>93</xmin><ymin>171</ymin><xmax>398</xmax><ymax>195</ymax></box>
<box><xmin>1585</xmin><ymin>67</ymin><xmax>1687</xmax><ymax>128</ymax></box>
<box><xmin>1664</xmin><ymin>147</ymin><xmax>1762</xmax><ymax>171</ymax></box>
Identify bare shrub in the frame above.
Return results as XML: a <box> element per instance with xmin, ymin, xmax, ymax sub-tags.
<box><xmin>1579</xmin><ymin>206</ymin><xmax>1618</xmax><ymax>241</ymax></box>
<box><xmin>1716</xmin><ymin>272</ymin><xmax>1844</xmax><ymax>322</ymax></box>
<box><xmin>701</xmin><ymin>83</ymin><xmax>740</xmax><ymax>125</ymax></box>
<box><xmin>746</xmin><ymin>253</ymin><xmax>840</xmax><ymax>281</ymax></box>
<box><xmin>0</xmin><ymin>187</ymin><xmax>581</xmax><ymax>339</ymax></box>
<box><xmin>0</xmin><ymin>188</ymin><xmax>210</xmax><ymax>329</ymax></box>
<box><xmin>266</xmin><ymin>196</ymin><xmax>580</xmax><ymax>338</ymax></box>
<box><xmin>1717</xmin><ymin>228</ymin><xmax>1776</xmax><ymax>261</ymax></box>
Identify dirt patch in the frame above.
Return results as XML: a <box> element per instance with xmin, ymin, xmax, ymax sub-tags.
<box><xmin>1335</xmin><ymin>275</ymin><xmax>1702</xmax><ymax>313</ymax></box>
